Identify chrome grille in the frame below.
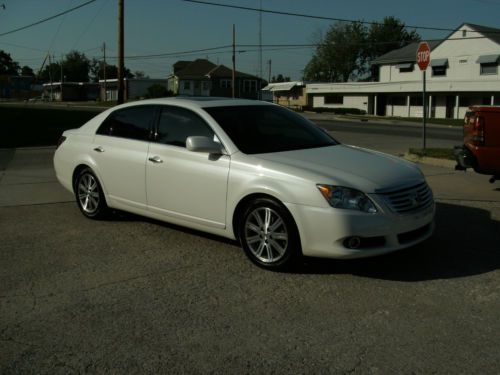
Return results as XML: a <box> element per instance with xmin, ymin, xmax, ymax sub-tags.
<box><xmin>381</xmin><ymin>182</ymin><xmax>433</xmax><ymax>214</ymax></box>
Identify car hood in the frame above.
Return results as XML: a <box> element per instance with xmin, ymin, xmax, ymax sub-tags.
<box><xmin>254</xmin><ymin>145</ymin><xmax>423</xmax><ymax>193</ymax></box>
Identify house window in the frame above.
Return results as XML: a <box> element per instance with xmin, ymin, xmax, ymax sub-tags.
<box><xmin>243</xmin><ymin>80</ymin><xmax>257</xmax><ymax>92</ymax></box>
<box><xmin>462</xmin><ymin>30</ymin><xmax>467</xmax><ymax>38</ymax></box>
<box><xmin>432</xmin><ymin>66</ymin><xmax>447</xmax><ymax>77</ymax></box>
<box><xmin>220</xmin><ymin>79</ymin><xmax>231</xmax><ymax>89</ymax></box>
<box><xmin>202</xmin><ymin>81</ymin><xmax>210</xmax><ymax>90</ymax></box>
<box><xmin>324</xmin><ymin>94</ymin><xmax>343</xmax><ymax>104</ymax></box>
<box><xmin>480</xmin><ymin>63</ymin><xmax>497</xmax><ymax>75</ymax></box>
<box><xmin>183</xmin><ymin>81</ymin><xmax>191</xmax><ymax>90</ymax></box>
<box><xmin>397</xmin><ymin>63</ymin><xmax>413</xmax><ymax>73</ymax></box>
<box><xmin>430</xmin><ymin>59</ymin><xmax>448</xmax><ymax>77</ymax></box>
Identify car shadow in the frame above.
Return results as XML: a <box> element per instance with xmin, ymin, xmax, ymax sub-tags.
<box><xmin>298</xmin><ymin>202</ymin><xmax>500</xmax><ymax>281</ymax></box>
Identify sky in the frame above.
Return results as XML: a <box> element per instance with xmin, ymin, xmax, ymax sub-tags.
<box><xmin>0</xmin><ymin>0</ymin><xmax>499</xmax><ymax>80</ymax></box>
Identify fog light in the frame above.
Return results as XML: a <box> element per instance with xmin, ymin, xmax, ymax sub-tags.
<box><xmin>344</xmin><ymin>236</ymin><xmax>361</xmax><ymax>249</ymax></box>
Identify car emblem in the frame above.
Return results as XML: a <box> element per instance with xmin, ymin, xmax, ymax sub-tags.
<box><xmin>409</xmin><ymin>192</ymin><xmax>421</xmax><ymax>208</ymax></box>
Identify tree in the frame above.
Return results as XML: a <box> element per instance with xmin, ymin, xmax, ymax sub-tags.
<box><xmin>303</xmin><ymin>17</ymin><xmax>421</xmax><ymax>82</ymax></box>
<box><xmin>365</xmin><ymin>16</ymin><xmax>420</xmax><ymax>62</ymax></box>
<box><xmin>134</xmin><ymin>70</ymin><xmax>148</xmax><ymax>79</ymax></box>
<box><xmin>303</xmin><ymin>21</ymin><xmax>366</xmax><ymax>82</ymax></box>
<box><xmin>90</xmin><ymin>59</ymin><xmax>135</xmax><ymax>81</ymax></box>
<box><xmin>0</xmin><ymin>50</ymin><xmax>20</xmax><ymax>75</ymax></box>
<box><xmin>38</xmin><ymin>62</ymin><xmax>61</xmax><ymax>82</ymax></box>
<box><xmin>21</xmin><ymin>65</ymin><xmax>35</xmax><ymax>76</ymax></box>
<box><xmin>271</xmin><ymin>74</ymin><xmax>290</xmax><ymax>83</ymax></box>
<box><xmin>63</xmin><ymin>50</ymin><xmax>91</xmax><ymax>82</ymax></box>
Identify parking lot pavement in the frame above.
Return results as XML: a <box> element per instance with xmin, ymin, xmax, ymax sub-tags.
<box><xmin>1</xmin><ymin>147</ymin><xmax>499</xmax><ymax>373</ymax></box>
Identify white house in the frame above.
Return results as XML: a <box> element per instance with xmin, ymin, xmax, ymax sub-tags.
<box><xmin>307</xmin><ymin>23</ymin><xmax>500</xmax><ymax>119</ymax></box>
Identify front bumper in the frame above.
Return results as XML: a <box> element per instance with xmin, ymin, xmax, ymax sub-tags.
<box><xmin>285</xmin><ymin>201</ymin><xmax>435</xmax><ymax>259</ymax></box>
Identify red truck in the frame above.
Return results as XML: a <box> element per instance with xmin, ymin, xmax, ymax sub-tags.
<box><xmin>455</xmin><ymin>106</ymin><xmax>500</xmax><ymax>183</ymax></box>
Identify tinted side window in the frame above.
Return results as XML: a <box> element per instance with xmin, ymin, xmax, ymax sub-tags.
<box><xmin>156</xmin><ymin>106</ymin><xmax>214</xmax><ymax>147</ymax></box>
<box><xmin>97</xmin><ymin>106</ymin><xmax>156</xmax><ymax>141</ymax></box>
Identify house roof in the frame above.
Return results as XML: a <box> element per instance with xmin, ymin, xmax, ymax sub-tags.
<box><xmin>372</xmin><ymin>40</ymin><xmax>442</xmax><ymax>65</ymax></box>
<box><xmin>461</xmin><ymin>23</ymin><xmax>500</xmax><ymax>46</ymax></box>
<box><xmin>174</xmin><ymin>59</ymin><xmax>260</xmax><ymax>80</ymax></box>
<box><xmin>372</xmin><ymin>23</ymin><xmax>500</xmax><ymax>65</ymax></box>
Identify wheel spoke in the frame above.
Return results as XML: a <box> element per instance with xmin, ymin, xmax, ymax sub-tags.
<box><xmin>89</xmin><ymin>197</ymin><xmax>98</xmax><ymax>209</ymax></box>
<box><xmin>83</xmin><ymin>196</ymin><xmax>90</xmax><ymax>211</ymax></box>
<box><xmin>271</xmin><ymin>232</ymin><xmax>287</xmax><ymax>241</ymax></box>
<box><xmin>269</xmin><ymin>239</ymin><xmax>285</xmax><ymax>256</ymax></box>
<box><xmin>246</xmin><ymin>235</ymin><xmax>261</xmax><ymax>244</ymax></box>
<box><xmin>252</xmin><ymin>211</ymin><xmax>264</xmax><ymax>228</ymax></box>
<box><xmin>269</xmin><ymin>217</ymin><xmax>283</xmax><ymax>233</ymax></box>
<box><xmin>266</xmin><ymin>244</ymin><xmax>274</xmax><ymax>262</ymax></box>
<box><xmin>246</xmin><ymin>223</ymin><xmax>261</xmax><ymax>234</ymax></box>
<box><xmin>256</xmin><ymin>242</ymin><xmax>266</xmax><ymax>257</ymax></box>
<box><xmin>264</xmin><ymin>208</ymin><xmax>272</xmax><ymax>231</ymax></box>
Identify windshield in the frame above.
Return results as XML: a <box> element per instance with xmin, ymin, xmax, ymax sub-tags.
<box><xmin>204</xmin><ymin>105</ymin><xmax>338</xmax><ymax>154</ymax></box>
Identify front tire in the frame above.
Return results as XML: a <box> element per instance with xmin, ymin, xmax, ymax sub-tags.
<box><xmin>74</xmin><ymin>168</ymin><xmax>109</xmax><ymax>219</ymax></box>
<box><xmin>239</xmin><ymin>198</ymin><xmax>301</xmax><ymax>270</ymax></box>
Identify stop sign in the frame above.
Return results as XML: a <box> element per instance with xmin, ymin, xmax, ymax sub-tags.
<box><xmin>416</xmin><ymin>42</ymin><xmax>431</xmax><ymax>71</ymax></box>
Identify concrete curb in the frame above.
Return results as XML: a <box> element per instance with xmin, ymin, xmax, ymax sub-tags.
<box><xmin>403</xmin><ymin>152</ymin><xmax>456</xmax><ymax>169</ymax></box>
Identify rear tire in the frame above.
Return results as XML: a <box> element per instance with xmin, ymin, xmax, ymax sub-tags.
<box><xmin>238</xmin><ymin>197</ymin><xmax>301</xmax><ymax>270</ymax></box>
<box><xmin>74</xmin><ymin>168</ymin><xmax>109</xmax><ymax>219</ymax></box>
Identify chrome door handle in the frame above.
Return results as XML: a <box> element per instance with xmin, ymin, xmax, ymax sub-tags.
<box><xmin>148</xmin><ymin>156</ymin><xmax>163</xmax><ymax>163</ymax></box>
<box><xmin>93</xmin><ymin>146</ymin><xmax>105</xmax><ymax>153</ymax></box>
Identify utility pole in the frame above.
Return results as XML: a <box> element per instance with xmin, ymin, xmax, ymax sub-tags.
<box><xmin>232</xmin><ymin>24</ymin><xmax>235</xmax><ymax>99</ymax></box>
<box><xmin>102</xmin><ymin>42</ymin><xmax>107</xmax><ymax>102</ymax></box>
<box><xmin>117</xmin><ymin>0</ymin><xmax>125</xmax><ymax>104</ymax></box>
<box><xmin>48</xmin><ymin>53</ymin><xmax>53</xmax><ymax>101</ymax></box>
<box><xmin>60</xmin><ymin>54</ymin><xmax>63</xmax><ymax>101</ymax></box>
<box><xmin>268</xmin><ymin>59</ymin><xmax>271</xmax><ymax>83</ymax></box>
<box><xmin>258</xmin><ymin>0</ymin><xmax>262</xmax><ymax>100</ymax></box>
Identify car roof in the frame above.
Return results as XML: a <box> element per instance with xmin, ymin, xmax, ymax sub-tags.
<box><xmin>115</xmin><ymin>97</ymin><xmax>274</xmax><ymax>110</ymax></box>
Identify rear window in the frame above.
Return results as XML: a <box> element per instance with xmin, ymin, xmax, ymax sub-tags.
<box><xmin>97</xmin><ymin>105</ymin><xmax>156</xmax><ymax>141</ymax></box>
<box><xmin>204</xmin><ymin>105</ymin><xmax>337</xmax><ymax>154</ymax></box>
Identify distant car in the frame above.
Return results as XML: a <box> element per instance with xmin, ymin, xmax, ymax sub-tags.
<box><xmin>54</xmin><ymin>98</ymin><xmax>435</xmax><ymax>270</ymax></box>
<box><xmin>455</xmin><ymin>106</ymin><xmax>500</xmax><ymax>183</ymax></box>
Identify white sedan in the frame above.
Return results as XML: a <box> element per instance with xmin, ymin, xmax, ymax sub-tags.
<box><xmin>54</xmin><ymin>98</ymin><xmax>435</xmax><ymax>270</ymax></box>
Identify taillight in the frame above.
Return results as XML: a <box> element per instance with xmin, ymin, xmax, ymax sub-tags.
<box><xmin>472</xmin><ymin>116</ymin><xmax>485</xmax><ymax>145</ymax></box>
<box><xmin>56</xmin><ymin>136</ymin><xmax>67</xmax><ymax>149</ymax></box>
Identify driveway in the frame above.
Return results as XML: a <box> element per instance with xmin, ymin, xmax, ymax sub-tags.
<box><xmin>1</xmin><ymin>147</ymin><xmax>499</xmax><ymax>373</ymax></box>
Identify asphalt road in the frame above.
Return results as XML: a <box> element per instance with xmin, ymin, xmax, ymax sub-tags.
<box><xmin>311</xmin><ymin>117</ymin><xmax>462</xmax><ymax>156</ymax></box>
<box><xmin>1</xmin><ymin>128</ymin><xmax>499</xmax><ymax>373</ymax></box>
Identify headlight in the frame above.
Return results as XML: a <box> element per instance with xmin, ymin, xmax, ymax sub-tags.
<box><xmin>317</xmin><ymin>185</ymin><xmax>378</xmax><ymax>213</ymax></box>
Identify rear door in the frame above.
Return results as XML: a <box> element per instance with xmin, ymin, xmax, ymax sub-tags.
<box><xmin>146</xmin><ymin>105</ymin><xmax>230</xmax><ymax>229</ymax></box>
<box><xmin>92</xmin><ymin>105</ymin><xmax>157</xmax><ymax>209</ymax></box>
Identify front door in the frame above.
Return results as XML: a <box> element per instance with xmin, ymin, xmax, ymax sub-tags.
<box><xmin>146</xmin><ymin>105</ymin><xmax>230</xmax><ymax>228</ymax></box>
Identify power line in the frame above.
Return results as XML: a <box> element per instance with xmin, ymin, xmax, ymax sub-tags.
<box><xmin>182</xmin><ymin>0</ymin><xmax>500</xmax><ymax>35</ymax></box>
<box><xmin>0</xmin><ymin>0</ymin><xmax>97</xmax><ymax>38</ymax></box>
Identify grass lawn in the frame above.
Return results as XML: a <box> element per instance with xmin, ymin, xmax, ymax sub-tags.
<box><xmin>395</xmin><ymin>117</ymin><xmax>464</xmax><ymax>127</ymax></box>
<box><xmin>409</xmin><ymin>147</ymin><xmax>455</xmax><ymax>160</ymax></box>
<box><xmin>0</xmin><ymin>106</ymin><xmax>102</xmax><ymax>148</ymax></box>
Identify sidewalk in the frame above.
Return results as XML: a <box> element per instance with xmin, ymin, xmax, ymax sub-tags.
<box><xmin>0</xmin><ymin>147</ymin><xmax>73</xmax><ymax>207</ymax></box>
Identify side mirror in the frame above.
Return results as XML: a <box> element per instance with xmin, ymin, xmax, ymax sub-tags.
<box><xmin>186</xmin><ymin>136</ymin><xmax>223</xmax><ymax>154</ymax></box>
